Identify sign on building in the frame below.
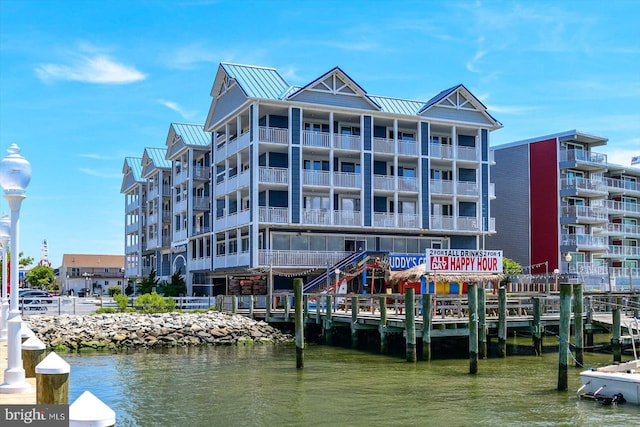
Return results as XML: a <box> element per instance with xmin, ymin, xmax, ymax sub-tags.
<box><xmin>425</xmin><ymin>249</ymin><xmax>503</xmax><ymax>273</ymax></box>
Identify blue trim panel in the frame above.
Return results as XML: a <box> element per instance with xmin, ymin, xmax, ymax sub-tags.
<box><xmin>482</xmin><ymin>163</ymin><xmax>489</xmax><ymax>232</ymax></box>
<box><xmin>481</xmin><ymin>129</ymin><xmax>488</xmax><ymax>162</ymax></box>
<box><xmin>250</xmin><ymin>105</ymin><xmax>254</xmax><ymax>141</ymax></box>
<box><xmin>292</xmin><ymin>108</ymin><xmax>301</xmax><ymax>145</ymax></box>
<box><xmin>421</xmin><ymin>122</ymin><xmax>429</xmax><ymax>155</ymax></box>
<box><xmin>421</xmin><ymin>157</ymin><xmax>429</xmax><ymax>228</ymax></box>
<box><xmin>364</xmin><ymin>116</ymin><xmax>372</xmax><ymax>151</ymax></box>
<box><xmin>249</xmin><ymin>223</ymin><xmax>253</xmax><ymax>267</ymax></box>
<box><xmin>364</xmin><ymin>152</ymin><xmax>372</xmax><ymax>226</ymax></box>
<box><xmin>291</xmin><ymin>146</ymin><xmax>300</xmax><ymax>223</ymax></box>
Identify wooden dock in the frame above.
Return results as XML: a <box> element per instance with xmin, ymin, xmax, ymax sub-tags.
<box><xmin>0</xmin><ymin>341</ymin><xmax>37</xmax><ymax>404</ymax></box>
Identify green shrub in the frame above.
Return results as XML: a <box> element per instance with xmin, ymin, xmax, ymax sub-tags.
<box><xmin>113</xmin><ymin>294</ymin><xmax>129</xmax><ymax>312</ymax></box>
<box><xmin>134</xmin><ymin>292</ymin><xmax>168</xmax><ymax>313</ymax></box>
<box><xmin>95</xmin><ymin>307</ymin><xmax>117</xmax><ymax>314</ymax></box>
<box><xmin>108</xmin><ymin>285</ymin><xmax>122</xmax><ymax>296</ymax></box>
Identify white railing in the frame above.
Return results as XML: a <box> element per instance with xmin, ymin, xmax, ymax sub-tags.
<box><xmin>430</xmin><ymin>179</ymin><xmax>453</xmax><ymax>195</ymax></box>
<box><xmin>606</xmin><ymin>177</ymin><xmax>640</xmax><ymax>194</ymax></box>
<box><xmin>126</xmin><ymin>200</ymin><xmax>140</xmax><ymax>212</ymax></box>
<box><xmin>303</xmin><ymin>170</ymin><xmax>329</xmax><ymax>186</ymax></box>
<box><xmin>610</xmin><ymin>267</ymin><xmax>640</xmax><ymax>278</ymax></box>
<box><xmin>259</xmin><ymin>207</ymin><xmax>289</xmax><ymax>223</ymax></box>
<box><xmin>560</xmin><ymin>149</ymin><xmax>607</xmax><ymax>166</ymax></box>
<box><xmin>334</xmin><ymin>134</ymin><xmax>361</xmax><ymax>151</ymax></box>
<box><xmin>259</xmin><ymin>250</ymin><xmax>352</xmax><ymax>267</ymax></box>
<box><xmin>457</xmin><ymin>146</ymin><xmax>479</xmax><ymax>161</ymax></box>
<box><xmin>457</xmin><ymin>181</ymin><xmax>479</xmax><ymax>196</ymax></box>
<box><xmin>457</xmin><ymin>216</ymin><xmax>479</xmax><ymax>231</ymax></box>
<box><xmin>259</xmin><ymin>126</ymin><xmax>289</xmax><ymax>144</ymax></box>
<box><xmin>602</xmin><ymin>199</ymin><xmax>640</xmax><ymax>215</ymax></box>
<box><xmin>398</xmin><ymin>176</ymin><xmax>418</xmax><ymax>192</ymax></box>
<box><xmin>192</xmin><ymin>196</ymin><xmax>211</xmax><ymax>210</ymax></box>
<box><xmin>333</xmin><ymin>171</ymin><xmax>359</xmax><ymax>188</ymax></box>
<box><xmin>602</xmin><ymin>222</ymin><xmax>640</xmax><ymax>237</ymax></box>
<box><xmin>561</xmin><ymin>234</ymin><xmax>608</xmax><ymax>250</ymax></box>
<box><xmin>373</xmin><ymin>212</ymin><xmax>395</xmax><ymax>228</ymax></box>
<box><xmin>430</xmin><ymin>143</ymin><xmax>454</xmax><ymax>159</ymax></box>
<box><xmin>174</xmin><ymin>169</ymin><xmax>188</xmax><ymax>184</ymax></box>
<box><xmin>606</xmin><ymin>245</ymin><xmax>640</xmax><ymax>257</ymax></box>
<box><xmin>193</xmin><ymin>166</ymin><xmax>210</xmax><ymax>180</ymax></box>
<box><xmin>398</xmin><ymin>140</ymin><xmax>418</xmax><ymax>156</ymax></box>
<box><xmin>259</xmin><ymin>167</ymin><xmax>289</xmax><ymax>184</ymax></box>
<box><xmin>561</xmin><ymin>206</ymin><xmax>608</xmax><ymax>222</ymax></box>
<box><xmin>398</xmin><ymin>213</ymin><xmax>419</xmax><ymax>228</ymax></box>
<box><xmin>192</xmin><ymin>225</ymin><xmax>211</xmax><ymax>235</ymax></box>
<box><xmin>561</xmin><ymin>177</ymin><xmax>608</xmax><ymax>193</ymax></box>
<box><xmin>373</xmin><ymin>175</ymin><xmax>394</xmax><ymax>191</ymax></box>
<box><xmin>430</xmin><ymin>215</ymin><xmax>454</xmax><ymax>230</ymax></box>
<box><xmin>489</xmin><ymin>217</ymin><xmax>496</xmax><ymax>232</ymax></box>
<box><xmin>333</xmin><ymin>210</ymin><xmax>361</xmax><ymax>226</ymax></box>
<box><xmin>302</xmin><ymin>209</ymin><xmax>331</xmax><ymax>225</ymax></box>
<box><xmin>373</xmin><ymin>137</ymin><xmax>394</xmax><ymax>154</ymax></box>
<box><xmin>302</xmin><ymin>131</ymin><xmax>330</xmax><ymax>148</ymax></box>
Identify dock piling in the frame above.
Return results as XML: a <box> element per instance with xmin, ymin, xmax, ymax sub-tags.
<box><xmin>573</xmin><ymin>284</ymin><xmax>583</xmax><ymax>367</ymax></box>
<box><xmin>351</xmin><ymin>296</ymin><xmax>359</xmax><ymax>348</ymax></box>
<box><xmin>498</xmin><ymin>287</ymin><xmax>507</xmax><ymax>357</ymax></box>
<box><xmin>324</xmin><ymin>295</ymin><xmax>333</xmax><ymax>345</ymax></box>
<box><xmin>468</xmin><ymin>283</ymin><xmax>478</xmax><ymax>374</ymax></box>
<box><xmin>612</xmin><ymin>297</ymin><xmax>622</xmax><ymax>363</ymax></box>
<box><xmin>405</xmin><ymin>287</ymin><xmax>416</xmax><ymax>362</ymax></box>
<box><xmin>294</xmin><ymin>278</ymin><xmax>304</xmax><ymax>369</ymax></box>
<box><xmin>379</xmin><ymin>296</ymin><xmax>388</xmax><ymax>353</ymax></box>
<box><xmin>478</xmin><ymin>286</ymin><xmax>487</xmax><ymax>359</ymax></box>
<box><xmin>532</xmin><ymin>297</ymin><xmax>543</xmax><ymax>356</ymax></box>
<box><xmin>422</xmin><ymin>293</ymin><xmax>432</xmax><ymax>361</ymax></box>
<box><xmin>557</xmin><ymin>283</ymin><xmax>572</xmax><ymax>391</ymax></box>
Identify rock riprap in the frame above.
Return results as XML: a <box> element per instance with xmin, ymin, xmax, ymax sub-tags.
<box><xmin>25</xmin><ymin>312</ymin><xmax>292</xmax><ymax>351</ymax></box>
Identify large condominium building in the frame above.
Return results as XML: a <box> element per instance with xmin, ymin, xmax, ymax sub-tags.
<box><xmin>487</xmin><ymin>130</ymin><xmax>640</xmax><ymax>290</ymax></box>
<box><xmin>122</xmin><ymin>63</ymin><xmax>502</xmax><ymax>295</ymax></box>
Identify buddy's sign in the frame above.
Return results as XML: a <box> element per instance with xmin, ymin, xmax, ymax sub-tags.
<box><xmin>425</xmin><ymin>249</ymin><xmax>503</xmax><ymax>273</ymax></box>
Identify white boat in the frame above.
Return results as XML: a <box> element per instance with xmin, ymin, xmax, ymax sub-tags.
<box><xmin>578</xmin><ymin>318</ymin><xmax>640</xmax><ymax>405</ymax></box>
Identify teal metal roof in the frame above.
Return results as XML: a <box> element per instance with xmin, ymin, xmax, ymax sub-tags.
<box><xmin>221</xmin><ymin>63</ymin><xmax>291</xmax><ymax>99</ymax></box>
<box><xmin>171</xmin><ymin>123</ymin><xmax>210</xmax><ymax>146</ymax></box>
<box><xmin>369</xmin><ymin>95</ymin><xmax>424</xmax><ymax>115</ymax></box>
<box><xmin>124</xmin><ymin>157</ymin><xmax>144</xmax><ymax>182</ymax></box>
<box><xmin>144</xmin><ymin>147</ymin><xmax>171</xmax><ymax>169</ymax></box>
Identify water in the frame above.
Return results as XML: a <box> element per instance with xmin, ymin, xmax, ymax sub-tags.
<box><xmin>65</xmin><ymin>345</ymin><xmax>639</xmax><ymax>427</ymax></box>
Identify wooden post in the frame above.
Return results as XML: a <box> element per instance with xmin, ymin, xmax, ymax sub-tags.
<box><xmin>324</xmin><ymin>294</ymin><xmax>333</xmax><ymax>345</ymax></box>
<box><xmin>22</xmin><ymin>336</ymin><xmax>46</xmax><ymax>378</ymax></box>
<box><xmin>284</xmin><ymin>294</ymin><xmax>290</xmax><ymax>320</ymax></box>
<box><xmin>351</xmin><ymin>295</ymin><xmax>359</xmax><ymax>348</ymax></box>
<box><xmin>557</xmin><ymin>283</ymin><xmax>572</xmax><ymax>391</ymax></box>
<box><xmin>498</xmin><ymin>287</ymin><xmax>507</xmax><ymax>357</ymax></box>
<box><xmin>36</xmin><ymin>352</ymin><xmax>70</xmax><ymax>404</ymax></box>
<box><xmin>69</xmin><ymin>391</ymin><xmax>116</xmax><ymax>427</ymax></box>
<box><xmin>265</xmin><ymin>292</ymin><xmax>272</xmax><ymax>322</ymax></box>
<box><xmin>532</xmin><ymin>297</ymin><xmax>543</xmax><ymax>356</ymax></box>
<box><xmin>232</xmin><ymin>295</ymin><xmax>238</xmax><ymax>313</ymax></box>
<box><xmin>379</xmin><ymin>296</ymin><xmax>388</xmax><ymax>353</ymax></box>
<box><xmin>405</xmin><ymin>287</ymin><xmax>416</xmax><ymax>362</ymax></box>
<box><xmin>216</xmin><ymin>294</ymin><xmax>224</xmax><ymax>312</ymax></box>
<box><xmin>249</xmin><ymin>295</ymin><xmax>254</xmax><ymax>319</ymax></box>
<box><xmin>422</xmin><ymin>293</ymin><xmax>433</xmax><ymax>361</ymax></box>
<box><xmin>585</xmin><ymin>296</ymin><xmax>594</xmax><ymax>347</ymax></box>
<box><xmin>294</xmin><ymin>278</ymin><xmax>304</xmax><ymax>369</ymax></box>
<box><xmin>612</xmin><ymin>296</ymin><xmax>622</xmax><ymax>363</ymax></box>
<box><xmin>573</xmin><ymin>283</ymin><xmax>584</xmax><ymax>367</ymax></box>
<box><xmin>303</xmin><ymin>294</ymin><xmax>309</xmax><ymax>335</ymax></box>
<box><xmin>478</xmin><ymin>285</ymin><xmax>487</xmax><ymax>359</ymax></box>
<box><xmin>468</xmin><ymin>283</ymin><xmax>478</xmax><ymax>374</ymax></box>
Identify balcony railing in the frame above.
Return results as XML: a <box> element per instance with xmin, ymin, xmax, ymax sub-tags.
<box><xmin>602</xmin><ymin>199</ymin><xmax>640</xmax><ymax>215</ymax></box>
<box><xmin>302</xmin><ymin>131</ymin><xmax>330</xmax><ymax>148</ymax></box>
<box><xmin>333</xmin><ymin>172</ymin><xmax>359</xmax><ymax>188</ymax></box>
<box><xmin>259</xmin><ymin>167</ymin><xmax>289</xmax><ymax>185</ymax></box>
<box><xmin>457</xmin><ymin>181</ymin><xmax>479</xmax><ymax>196</ymax></box>
<box><xmin>457</xmin><ymin>146</ymin><xmax>479</xmax><ymax>161</ymax></box>
<box><xmin>259</xmin><ymin>207</ymin><xmax>289</xmax><ymax>223</ymax></box>
<box><xmin>303</xmin><ymin>170</ymin><xmax>329</xmax><ymax>186</ymax></box>
<box><xmin>373</xmin><ymin>137</ymin><xmax>394</xmax><ymax>154</ymax></box>
<box><xmin>606</xmin><ymin>177</ymin><xmax>640</xmax><ymax>195</ymax></box>
<box><xmin>457</xmin><ymin>216</ymin><xmax>479</xmax><ymax>231</ymax></box>
<box><xmin>398</xmin><ymin>213</ymin><xmax>419</xmax><ymax>228</ymax></box>
<box><xmin>561</xmin><ymin>206</ymin><xmax>608</xmax><ymax>222</ymax></box>
<box><xmin>302</xmin><ymin>209</ymin><xmax>331</xmax><ymax>225</ymax></box>
<box><xmin>125</xmin><ymin>221</ymin><xmax>139</xmax><ymax>234</ymax></box>
<box><xmin>259</xmin><ymin>250</ymin><xmax>352</xmax><ymax>267</ymax></box>
<box><xmin>430</xmin><ymin>215</ymin><xmax>454</xmax><ymax>230</ymax></box>
<box><xmin>373</xmin><ymin>212</ymin><xmax>396</xmax><ymax>228</ymax></box>
<box><xmin>606</xmin><ymin>245</ymin><xmax>640</xmax><ymax>257</ymax></box>
<box><xmin>334</xmin><ymin>134</ymin><xmax>361</xmax><ymax>151</ymax></box>
<box><xmin>561</xmin><ymin>233</ymin><xmax>608</xmax><ymax>250</ymax></box>
<box><xmin>610</xmin><ymin>267</ymin><xmax>640</xmax><ymax>278</ymax></box>
<box><xmin>560</xmin><ymin>149</ymin><xmax>607</xmax><ymax>166</ymax></box>
<box><xmin>430</xmin><ymin>179</ymin><xmax>454</xmax><ymax>195</ymax></box>
<box><xmin>333</xmin><ymin>210</ymin><xmax>361</xmax><ymax>226</ymax></box>
<box><xmin>561</xmin><ymin>177</ymin><xmax>608</xmax><ymax>194</ymax></box>
<box><xmin>430</xmin><ymin>143</ymin><xmax>454</xmax><ymax>159</ymax></box>
<box><xmin>374</xmin><ymin>175</ymin><xmax>394</xmax><ymax>191</ymax></box>
<box><xmin>602</xmin><ymin>222</ymin><xmax>640</xmax><ymax>237</ymax></box>
<box><xmin>259</xmin><ymin>126</ymin><xmax>289</xmax><ymax>144</ymax></box>
<box><xmin>193</xmin><ymin>166</ymin><xmax>210</xmax><ymax>180</ymax></box>
<box><xmin>192</xmin><ymin>196</ymin><xmax>211</xmax><ymax>211</ymax></box>
<box><xmin>398</xmin><ymin>140</ymin><xmax>418</xmax><ymax>156</ymax></box>
<box><xmin>398</xmin><ymin>176</ymin><xmax>418</xmax><ymax>192</ymax></box>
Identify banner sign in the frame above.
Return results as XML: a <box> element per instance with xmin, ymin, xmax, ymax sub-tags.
<box><xmin>389</xmin><ymin>254</ymin><xmax>426</xmax><ymax>271</ymax></box>
<box><xmin>425</xmin><ymin>249</ymin><xmax>503</xmax><ymax>273</ymax></box>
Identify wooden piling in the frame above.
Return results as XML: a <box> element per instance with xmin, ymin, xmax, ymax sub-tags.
<box><xmin>557</xmin><ymin>283</ymin><xmax>572</xmax><ymax>391</ymax></box>
<box><xmin>612</xmin><ymin>296</ymin><xmax>622</xmax><ymax>363</ymax></box>
<box><xmin>284</xmin><ymin>295</ymin><xmax>290</xmax><ymax>320</ymax></box>
<box><xmin>478</xmin><ymin>286</ymin><xmax>487</xmax><ymax>359</ymax></box>
<box><xmin>351</xmin><ymin>296</ymin><xmax>359</xmax><ymax>348</ymax></box>
<box><xmin>585</xmin><ymin>296</ymin><xmax>594</xmax><ymax>347</ymax></box>
<box><xmin>498</xmin><ymin>287</ymin><xmax>507</xmax><ymax>357</ymax></box>
<box><xmin>632</xmin><ymin>295</ymin><xmax>639</xmax><ymax>319</ymax></box>
<box><xmin>249</xmin><ymin>295</ymin><xmax>254</xmax><ymax>319</ymax></box>
<box><xmin>405</xmin><ymin>287</ymin><xmax>416</xmax><ymax>362</ymax></box>
<box><xmin>36</xmin><ymin>352</ymin><xmax>70</xmax><ymax>405</ymax></box>
<box><xmin>294</xmin><ymin>278</ymin><xmax>304</xmax><ymax>369</ymax></box>
<box><xmin>573</xmin><ymin>283</ymin><xmax>584</xmax><ymax>367</ymax></box>
<box><xmin>379</xmin><ymin>295</ymin><xmax>388</xmax><ymax>354</ymax></box>
<box><xmin>22</xmin><ymin>336</ymin><xmax>47</xmax><ymax>378</ymax></box>
<box><xmin>324</xmin><ymin>294</ymin><xmax>333</xmax><ymax>345</ymax></box>
<box><xmin>265</xmin><ymin>293</ymin><xmax>272</xmax><ymax>322</ymax></box>
<box><xmin>468</xmin><ymin>283</ymin><xmax>478</xmax><ymax>374</ymax></box>
<box><xmin>532</xmin><ymin>297</ymin><xmax>543</xmax><ymax>356</ymax></box>
<box><xmin>232</xmin><ymin>295</ymin><xmax>238</xmax><ymax>314</ymax></box>
<box><xmin>422</xmin><ymin>293</ymin><xmax>432</xmax><ymax>361</ymax></box>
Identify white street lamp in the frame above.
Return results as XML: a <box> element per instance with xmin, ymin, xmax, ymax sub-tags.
<box><xmin>0</xmin><ymin>144</ymin><xmax>32</xmax><ymax>394</ymax></box>
<box><xmin>565</xmin><ymin>253</ymin><xmax>572</xmax><ymax>276</ymax></box>
<box><xmin>0</xmin><ymin>213</ymin><xmax>10</xmax><ymax>341</ymax></box>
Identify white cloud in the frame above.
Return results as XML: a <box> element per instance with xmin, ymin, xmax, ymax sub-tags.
<box><xmin>158</xmin><ymin>99</ymin><xmax>197</xmax><ymax>120</ymax></box>
<box><xmin>35</xmin><ymin>55</ymin><xmax>146</xmax><ymax>84</ymax></box>
<box><xmin>78</xmin><ymin>153</ymin><xmax>113</xmax><ymax>160</ymax></box>
<box><xmin>78</xmin><ymin>168</ymin><xmax>121</xmax><ymax>179</ymax></box>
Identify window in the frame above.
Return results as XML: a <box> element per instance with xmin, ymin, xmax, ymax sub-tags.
<box><xmin>341</xmin><ymin>197</ymin><xmax>360</xmax><ymax>212</ymax></box>
<box><xmin>431</xmin><ymin>135</ymin><xmax>452</xmax><ymax>145</ymax></box>
<box><xmin>341</xmin><ymin>126</ymin><xmax>361</xmax><ymax>136</ymax></box>
<box><xmin>304</xmin><ymin>196</ymin><xmax>330</xmax><ymax>210</ymax></box>
<box><xmin>398</xmin><ymin>167</ymin><xmax>415</xmax><ymax>178</ymax></box>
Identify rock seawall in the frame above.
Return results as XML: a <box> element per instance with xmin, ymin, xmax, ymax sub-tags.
<box><xmin>25</xmin><ymin>312</ymin><xmax>292</xmax><ymax>351</ymax></box>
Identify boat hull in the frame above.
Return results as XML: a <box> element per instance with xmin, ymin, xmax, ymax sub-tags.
<box><xmin>580</xmin><ymin>370</ymin><xmax>640</xmax><ymax>405</ymax></box>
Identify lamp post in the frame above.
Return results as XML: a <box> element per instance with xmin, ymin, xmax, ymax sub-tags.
<box><xmin>565</xmin><ymin>253</ymin><xmax>572</xmax><ymax>279</ymax></box>
<box><xmin>0</xmin><ymin>213</ymin><xmax>10</xmax><ymax>341</ymax></box>
<box><xmin>0</xmin><ymin>144</ymin><xmax>32</xmax><ymax>393</ymax></box>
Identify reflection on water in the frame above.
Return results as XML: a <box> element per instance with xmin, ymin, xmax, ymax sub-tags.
<box><xmin>66</xmin><ymin>345</ymin><xmax>639</xmax><ymax>427</ymax></box>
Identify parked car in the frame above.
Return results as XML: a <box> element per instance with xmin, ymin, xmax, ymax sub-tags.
<box><xmin>18</xmin><ymin>289</ymin><xmax>53</xmax><ymax>311</ymax></box>
<box><xmin>77</xmin><ymin>288</ymin><xmax>92</xmax><ymax>297</ymax></box>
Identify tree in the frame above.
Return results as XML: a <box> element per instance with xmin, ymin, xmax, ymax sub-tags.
<box><xmin>0</xmin><ymin>252</ymin><xmax>36</xmax><ymax>283</ymax></box>
<box><xmin>162</xmin><ymin>271</ymin><xmax>187</xmax><ymax>297</ymax></box>
<box><xmin>25</xmin><ymin>265</ymin><xmax>55</xmax><ymax>290</ymax></box>
<box><xmin>138</xmin><ymin>269</ymin><xmax>160</xmax><ymax>295</ymax></box>
<box><xmin>501</xmin><ymin>257</ymin><xmax>523</xmax><ymax>286</ymax></box>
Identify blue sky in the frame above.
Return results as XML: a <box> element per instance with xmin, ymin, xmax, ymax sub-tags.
<box><xmin>0</xmin><ymin>0</ymin><xmax>638</xmax><ymax>268</ymax></box>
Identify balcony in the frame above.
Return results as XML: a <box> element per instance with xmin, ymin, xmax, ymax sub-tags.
<box><xmin>373</xmin><ymin>137</ymin><xmax>394</xmax><ymax>154</ymax></box>
<box><xmin>561</xmin><ymin>206</ymin><xmax>608</xmax><ymax>224</ymax></box>
<box><xmin>188</xmin><ymin>256</ymin><xmax>212</xmax><ymax>271</ymax></box>
<box><xmin>602</xmin><ymin>199</ymin><xmax>640</xmax><ymax>217</ymax></box>
<box><xmin>192</xmin><ymin>225</ymin><xmax>211</xmax><ymax>236</ymax></box>
<box><xmin>430</xmin><ymin>179</ymin><xmax>454</xmax><ymax>196</ymax></box>
<box><xmin>259</xmin><ymin>206</ymin><xmax>289</xmax><ymax>224</ymax></box>
<box><xmin>560</xmin><ymin>177</ymin><xmax>608</xmax><ymax>197</ymax></box>
<box><xmin>373</xmin><ymin>212</ymin><xmax>396</xmax><ymax>228</ymax></box>
<box><xmin>489</xmin><ymin>183</ymin><xmax>496</xmax><ymax>199</ymax></box>
<box><xmin>259</xmin><ymin>167</ymin><xmax>289</xmax><ymax>185</ymax></box>
<box><xmin>302</xmin><ymin>209</ymin><xmax>331</xmax><ymax>225</ymax></box>
<box><xmin>333</xmin><ymin>171</ymin><xmax>359</xmax><ymax>188</ymax></box>
<box><xmin>602</xmin><ymin>245</ymin><xmax>640</xmax><ymax>258</ymax></box>
<box><xmin>333</xmin><ymin>210</ymin><xmax>361</xmax><ymax>226</ymax></box>
<box><xmin>125</xmin><ymin>221</ymin><xmax>139</xmax><ymax>234</ymax></box>
<box><xmin>457</xmin><ymin>181</ymin><xmax>479</xmax><ymax>197</ymax></box>
<box><xmin>398</xmin><ymin>176</ymin><xmax>418</xmax><ymax>192</ymax></box>
<box><xmin>303</xmin><ymin>170</ymin><xmax>329</xmax><ymax>186</ymax></box>
<box><xmin>192</xmin><ymin>196</ymin><xmax>211</xmax><ymax>211</ymax></box>
<box><xmin>258</xmin><ymin>250</ymin><xmax>352</xmax><ymax>267</ymax></box>
<box><xmin>430</xmin><ymin>143</ymin><xmax>454</xmax><ymax>159</ymax></box>
<box><xmin>374</xmin><ymin>175</ymin><xmax>394</xmax><ymax>191</ymax></box>
<box><xmin>193</xmin><ymin>166</ymin><xmax>210</xmax><ymax>181</ymax></box>
<box><xmin>610</xmin><ymin>267</ymin><xmax>640</xmax><ymax>278</ymax></box>
<box><xmin>126</xmin><ymin>199</ymin><xmax>140</xmax><ymax>213</ymax></box>
<box><xmin>397</xmin><ymin>140</ymin><xmax>418</xmax><ymax>156</ymax></box>
<box><xmin>302</xmin><ymin>131</ymin><xmax>330</xmax><ymax>148</ymax></box>
<box><xmin>559</xmin><ymin>149</ymin><xmax>607</xmax><ymax>171</ymax></box>
<box><xmin>457</xmin><ymin>146</ymin><xmax>479</xmax><ymax>162</ymax></box>
<box><xmin>601</xmin><ymin>222</ymin><xmax>640</xmax><ymax>238</ymax></box>
<box><xmin>398</xmin><ymin>213</ymin><xmax>419</xmax><ymax>228</ymax></box>
<box><xmin>334</xmin><ymin>134</ymin><xmax>361</xmax><ymax>151</ymax></box>
<box><xmin>259</xmin><ymin>126</ymin><xmax>289</xmax><ymax>144</ymax></box>
<box><xmin>457</xmin><ymin>216</ymin><xmax>479</xmax><ymax>231</ymax></box>
<box><xmin>174</xmin><ymin>168</ymin><xmax>188</xmax><ymax>185</ymax></box>
<box><xmin>561</xmin><ymin>234</ymin><xmax>608</xmax><ymax>251</ymax></box>
<box><xmin>606</xmin><ymin>177</ymin><xmax>640</xmax><ymax>196</ymax></box>
<box><xmin>430</xmin><ymin>215</ymin><xmax>454</xmax><ymax>230</ymax></box>
<box><xmin>173</xmin><ymin>228</ymin><xmax>188</xmax><ymax>242</ymax></box>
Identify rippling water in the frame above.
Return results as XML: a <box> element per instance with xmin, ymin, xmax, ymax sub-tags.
<box><xmin>65</xmin><ymin>345</ymin><xmax>639</xmax><ymax>427</ymax></box>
